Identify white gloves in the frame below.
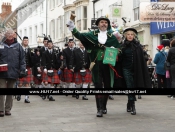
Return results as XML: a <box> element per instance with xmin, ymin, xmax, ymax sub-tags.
<box><xmin>113</xmin><ymin>31</ymin><xmax>123</xmax><ymax>43</ymax></box>
<box><xmin>66</xmin><ymin>20</ymin><xmax>75</xmax><ymax>31</ymax></box>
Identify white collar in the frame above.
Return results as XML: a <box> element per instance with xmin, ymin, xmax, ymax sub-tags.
<box><xmin>98</xmin><ymin>30</ymin><xmax>107</xmax><ymax>44</ymax></box>
<box><xmin>80</xmin><ymin>48</ymin><xmax>85</xmax><ymax>52</ymax></box>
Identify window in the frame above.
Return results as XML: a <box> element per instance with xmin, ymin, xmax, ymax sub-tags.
<box><xmin>50</xmin><ymin>20</ymin><xmax>55</xmax><ymax>40</ymax></box>
<box><xmin>20</xmin><ymin>30</ymin><xmax>22</xmax><ymax>38</ymax></box>
<box><xmin>57</xmin><ymin>17</ymin><xmax>61</xmax><ymax>38</ymax></box>
<box><xmin>40</xmin><ymin>24</ymin><xmax>43</xmax><ymax>36</ymax></box>
<box><xmin>50</xmin><ymin>0</ymin><xmax>55</xmax><ymax>9</ymax></box>
<box><xmin>34</xmin><ymin>26</ymin><xmax>38</xmax><ymax>42</ymax></box>
<box><xmin>83</xmin><ymin>6</ymin><xmax>87</xmax><ymax>30</ymax></box>
<box><xmin>76</xmin><ymin>6</ymin><xmax>81</xmax><ymax>31</ymax></box>
<box><xmin>56</xmin><ymin>0</ymin><xmax>63</xmax><ymax>5</ymax></box>
<box><xmin>96</xmin><ymin>9</ymin><xmax>102</xmax><ymax>18</ymax></box>
<box><xmin>24</xmin><ymin>29</ymin><xmax>27</xmax><ymax>36</ymax></box>
<box><xmin>65</xmin><ymin>11</ymin><xmax>71</xmax><ymax>35</ymax></box>
<box><xmin>35</xmin><ymin>5</ymin><xmax>38</xmax><ymax>15</ymax></box>
<box><xmin>76</xmin><ymin>6</ymin><xmax>87</xmax><ymax>31</ymax></box>
<box><xmin>133</xmin><ymin>0</ymin><xmax>140</xmax><ymax>21</ymax></box>
<box><xmin>40</xmin><ymin>2</ymin><xmax>43</xmax><ymax>12</ymax></box>
<box><xmin>29</xmin><ymin>27</ymin><xmax>32</xmax><ymax>42</ymax></box>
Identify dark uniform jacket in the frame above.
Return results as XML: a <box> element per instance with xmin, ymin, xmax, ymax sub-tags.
<box><xmin>32</xmin><ymin>54</ymin><xmax>41</xmax><ymax>77</ymax></box>
<box><xmin>39</xmin><ymin>46</ymin><xmax>47</xmax><ymax>66</ymax></box>
<box><xmin>41</xmin><ymin>49</ymin><xmax>59</xmax><ymax>70</ymax></box>
<box><xmin>69</xmin><ymin>48</ymin><xmax>90</xmax><ymax>72</ymax></box>
<box><xmin>62</xmin><ymin>47</ymin><xmax>76</xmax><ymax>69</ymax></box>
<box><xmin>24</xmin><ymin>47</ymin><xmax>33</xmax><ymax>68</ymax></box>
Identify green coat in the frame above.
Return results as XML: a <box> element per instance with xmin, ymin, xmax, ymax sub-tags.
<box><xmin>72</xmin><ymin>28</ymin><xmax>120</xmax><ymax>87</ymax></box>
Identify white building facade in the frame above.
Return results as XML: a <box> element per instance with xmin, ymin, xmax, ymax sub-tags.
<box><xmin>17</xmin><ymin>0</ymin><xmax>47</xmax><ymax>48</ymax></box>
<box><xmin>48</xmin><ymin>0</ymin><xmax>155</xmax><ymax>57</ymax></box>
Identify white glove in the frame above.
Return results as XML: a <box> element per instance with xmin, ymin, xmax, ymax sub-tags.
<box><xmin>44</xmin><ymin>68</ymin><xmax>47</xmax><ymax>74</ymax></box>
<box><xmin>66</xmin><ymin>20</ymin><xmax>75</xmax><ymax>31</ymax></box>
<box><xmin>113</xmin><ymin>31</ymin><xmax>122</xmax><ymax>43</ymax></box>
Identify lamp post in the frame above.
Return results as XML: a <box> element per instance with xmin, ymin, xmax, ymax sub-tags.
<box><xmin>46</xmin><ymin>0</ymin><xmax>48</xmax><ymax>36</ymax></box>
<box><xmin>92</xmin><ymin>0</ymin><xmax>99</xmax><ymax>20</ymax></box>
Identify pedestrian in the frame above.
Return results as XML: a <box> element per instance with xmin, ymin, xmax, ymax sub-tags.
<box><xmin>153</xmin><ymin>45</ymin><xmax>167</xmax><ymax>88</ymax></box>
<box><xmin>167</xmin><ymin>39</ymin><xmax>175</xmax><ymax>97</ymax></box>
<box><xmin>120</xmin><ymin>28</ymin><xmax>151</xmax><ymax>115</ymax></box>
<box><xmin>0</xmin><ymin>29</ymin><xmax>26</xmax><ymax>117</ymax></box>
<box><xmin>66</xmin><ymin>16</ymin><xmax>121</xmax><ymax>117</ymax></box>
<box><xmin>69</xmin><ymin>41</ymin><xmax>92</xmax><ymax>100</ymax></box>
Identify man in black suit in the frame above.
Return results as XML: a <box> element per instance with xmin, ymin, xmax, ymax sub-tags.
<box><xmin>41</xmin><ymin>40</ymin><xmax>60</xmax><ymax>101</ymax></box>
<box><xmin>62</xmin><ymin>38</ymin><xmax>76</xmax><ymax>88</ymax></box>
<box><xmin>70</xmin><ymin>42</ymin><xmax>92</xmax><ymax>100</ymax></box>
<box><xmin>18</xmin><ymin>36</ymin><xmax>34</xmax><ymax>103</ymax></box>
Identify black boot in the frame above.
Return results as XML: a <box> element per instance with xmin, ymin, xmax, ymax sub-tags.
<box><xmin>96</xmin><ymin>95</ymin><xmax>103</xmax><ymax>117</ymax></box>
<box><xmin>130</xmin><ymin>101</ymin><xmax>136</xmax><ymax>115</ymax></box>
<box><xmin>103</xmin><ymin>95</ymin><xmax>108</xmax><ymax>114</ymax></box>
<box><xmin>127</xmin><ymin>100</ymin><xmax>131</xmax><ymax>112</ymax></box>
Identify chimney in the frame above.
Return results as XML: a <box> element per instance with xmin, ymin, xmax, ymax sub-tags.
<box><xmin>1</xmin><ymin>2</ymin><xmax>12</xmax><ymax>13</ymax></box>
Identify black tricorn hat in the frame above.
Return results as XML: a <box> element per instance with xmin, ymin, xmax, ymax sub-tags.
<box><xmin>95</xmin><ymin>16</ymin><xmax>110</xmax><ymax>26</ymax></box>
<box><xmin>123</xmin><ymin>28</ymin><xmax>138</xmax><ymax>35</ymax></box>
<box><xmin>23</xmin><ymin>36</ymin><xmax>28</xmax><ymax>40</ymax></box>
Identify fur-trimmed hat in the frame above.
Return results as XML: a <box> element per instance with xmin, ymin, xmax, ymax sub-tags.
<box><xmin>123</xmin><ymin>28</ymin><xmax>138</xmax><ymax>35</ymax></box>
<box><xmin>156</xmin><ymin>45</ymin><xmax>164</xmax><ymax>51</ymax></box>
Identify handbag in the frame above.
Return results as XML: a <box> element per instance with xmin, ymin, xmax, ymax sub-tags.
<box><xmin>47</xmin><ymin>70</ymin><xmax>54</xmax><ymax>77</ymax></box>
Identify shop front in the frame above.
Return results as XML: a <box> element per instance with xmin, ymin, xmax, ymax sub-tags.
<box><xmin>150</xmin><ymin>0</ymin><xmax>175</xmax><ymax>58</ymax></box>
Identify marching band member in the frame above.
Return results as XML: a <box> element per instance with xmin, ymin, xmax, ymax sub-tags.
<box><xmin>62</xmin><ymin>38</ymin><xmax>76</xmax><ymax>89</ymax></box>
<box><xmin>41</xmin><ymin>40</ymin><xmax>60</xmax><ymax>101</ymax></box>
<box><xmin>70</xmin><ymin>41</ymin><xmax>92</xmax><ymax>100</ymax></box>
<box><xmin>57</xmin><ymin>52</ymin><xmax>66</xmax><ymax>88</ymax></box>
<box><xmin>39</xmin><ymin>37</ymin><xmax>48</xmax><ymax>89</ymax></box>
<box><xmin>18</xmin><ymin>36</ymin><xmax>33</xmax><ymax>103</ymax></box>
<box><xmin>32</xmin><ymin>48</ymin><xmax>42</xmax><ymax>88</ymax></box>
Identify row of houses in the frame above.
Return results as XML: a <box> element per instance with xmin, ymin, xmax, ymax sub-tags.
<box><xmin>2</xmin><ymin>0</ymin><xmax>175</xmax><ymax>57</ymax></box>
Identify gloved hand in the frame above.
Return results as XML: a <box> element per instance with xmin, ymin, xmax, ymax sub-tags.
<box><xmin>66</xmin><ymin>20</ymin><xmax>75</xmax><ymax>31</ymax></box>
<box><xmin>19</xmin><ymin>70</ymin><xmax>27</xmax><ymax>78</ymax></box>
<box><xmin>113</xmin><ymin>31</ymin><xmax>122</xmax><ymax>43</ymax></box>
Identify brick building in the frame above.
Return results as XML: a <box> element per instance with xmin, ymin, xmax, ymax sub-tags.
<box><xmin>0</xmin><ymin>2</ymin><xmax>12</xmax><ymax>21</ymax></box>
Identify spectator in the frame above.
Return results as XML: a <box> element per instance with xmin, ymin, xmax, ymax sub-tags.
<box><xmin>0</xmin><ymin>29</ymin><xmax>26</xmax><ymax>117</ymax></box>
<box><xmin>153</xmin><ymin>45</ymin><xmax>167</xmax><ymax>88</ymax></box>
<box><xmin>167</xmin><ymin>39</ymin><xmax>175</xmax><ymax>97</ymax></box>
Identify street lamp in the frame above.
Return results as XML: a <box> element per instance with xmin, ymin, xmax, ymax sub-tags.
<box><xmin>92</xmin><ymin>0</ymin><xmax>100</xmax><ymax>20</ymax></box>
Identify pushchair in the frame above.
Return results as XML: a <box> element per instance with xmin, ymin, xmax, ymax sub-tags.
<box><xmin>148</xmin><ymin>65</ymin><xmax>158</xmax><ymax>88</ymax></box>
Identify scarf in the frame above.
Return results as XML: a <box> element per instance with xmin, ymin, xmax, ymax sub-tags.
<box><xmin>5</xmin><ymin>39</ymin><xmax>15</xmax><ymax>46</ymax></box>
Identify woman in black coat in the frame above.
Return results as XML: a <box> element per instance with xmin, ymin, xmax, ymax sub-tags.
<box><xmin>120</xmin><ymin>28</ymin><xmax>151</xmax><ymax>115</ymax></box>
<box><xmin>167</xmin><ymin>39</ymin><xmax>175</xmax><ymax>91</ymax></box>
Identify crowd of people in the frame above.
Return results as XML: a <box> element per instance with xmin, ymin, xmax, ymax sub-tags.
<box><xmin>0</xmin><ymin>15</ymin><xmax>174</xmax><ymax>118</ymax></box>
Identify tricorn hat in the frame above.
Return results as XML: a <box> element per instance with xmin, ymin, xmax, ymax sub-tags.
<box><xmin>123</xmin><ymin>28</ymin><xmax>138</xmax><ymax>35</ymax></box>
<box><xmin>95</xmin><ymin>16</ymin><xmax>110</xmax><ymax>26</ymax></box>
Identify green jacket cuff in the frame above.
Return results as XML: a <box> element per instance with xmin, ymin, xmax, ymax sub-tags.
<box><xmin>72</xmin><ymin>28</ymin><xmax>78</xmax><ymax>35</ymax></box>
